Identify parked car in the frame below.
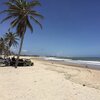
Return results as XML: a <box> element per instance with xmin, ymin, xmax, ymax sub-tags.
<box><xmin>0</xmin><ymin>57</ymin><xmax>5</xmax><ymax>64</ymax></box>
<box><xmin>24</xmin><ymin>59</ymin><xmax>33</xmax><ymax>66</ymax></box>
<box><xmin>5</xmin><ymin>58</ymin><xmax>33</xmax><ymax>66</ymax></box>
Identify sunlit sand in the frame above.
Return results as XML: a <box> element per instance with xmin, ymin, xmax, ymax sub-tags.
<box><xmin>0</xmin><ymin>56</ymin><xmax>100</xmax><ymax>100</ymax></box>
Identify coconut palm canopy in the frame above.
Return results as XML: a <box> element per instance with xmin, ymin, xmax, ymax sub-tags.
<box><xmin>4</xmin><ymin>31</ymin><xmax>19</xmax><ymax>48</ymax></box>
<box><xmin>1</xmin><ymin>0</ymin><xmax>43</xmax><ymax>37</ymax></box>
<box><xmin>0</xmin><ymin>32</ymin><xmax>19</xmax><ymax>56</ymax></box>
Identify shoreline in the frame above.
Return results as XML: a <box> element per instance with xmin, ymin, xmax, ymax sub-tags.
<box><xmin>30</xmin><ymin>57</ymin><xmax>100</xmax><ymax>90</ymax></box>
<box><xmin>30</xmin><ymin>57</ymin><xmax>100</xmax><ymax>70</ymax></box>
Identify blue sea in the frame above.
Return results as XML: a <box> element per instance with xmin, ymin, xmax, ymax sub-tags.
<box><xmin>42</xmin><ymin>57</ymin><xmax>100</xmax><ymax>70</ymax></box>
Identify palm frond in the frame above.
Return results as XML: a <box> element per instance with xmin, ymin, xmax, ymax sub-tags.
<box><xmin>5</xmin><ymin>1</ymin><xmax>21</xmax><ymax>10</ymax></box>
<box><xmin>30</xmin><ymin>11</ymin><xmax>44</xmax><ymax>19</ymax></box>
<box><xmin>1</xmin><ymin>15</ymin><xmax>14</xmax><ymax>23</ymax></box>
<box><xmin>0</xmin><ymin>10</ymin><xmax>10</xmax><ymax>14</ymax></box>
<box><xmin>30</xmin><ymin>16</ymin><xmax>42</xmax><ymax>29</ymax></box>
<box><xmin>27</xmin><ymin>1</ymin><xmax>41</xmax><ymax>9</ymax></box>
<box><xmin>26</xmin><ymin>17</ymin><xmax>33</xmax><ymax>32</ymax></box>
<box><xmin>11</xmin><ymin>18</ymin><xmax>19</xmax><ymax>28</ymax></box>
<box><xmin>4</xmin><ymin>31</ymin><xmax>19</xmax><ymax>48</ymax></box>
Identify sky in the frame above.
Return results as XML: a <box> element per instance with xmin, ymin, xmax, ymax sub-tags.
<box><xmin>0</xmin><ymin>0</ymin><xmax>100</xmax><ymax>57</ymax></box>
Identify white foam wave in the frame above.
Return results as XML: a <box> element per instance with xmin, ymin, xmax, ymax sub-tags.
<box><xmin>42</xmin><ymin>57</ymin><xmax>100</xmax><ymax>66</ymax></box>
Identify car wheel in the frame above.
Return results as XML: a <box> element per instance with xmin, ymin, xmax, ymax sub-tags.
<box><xmin>31</xmin><ymin>63</ymin><xmax>33</xmax><ymax>66</ymax></box>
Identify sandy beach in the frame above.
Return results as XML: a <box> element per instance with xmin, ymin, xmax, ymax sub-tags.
<box><xmin>1</xmin><ymin>0</ymin><xmax>100</xmax><ymax>100</ymax></box>
<box><xmin>0</xmin><ymin>57</ymin><xmax>100</xmax><ymax>100</ymax></box>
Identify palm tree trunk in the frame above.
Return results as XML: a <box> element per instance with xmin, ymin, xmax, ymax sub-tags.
<box><xmin>4</xmin><ymin>49</ymin><xmax>6</xmax><ymax>59</ymax></box>
<box><xmin>15</xmin><ymin>33</ymin><xmax>24</xmax><ymax>68</ymax></box>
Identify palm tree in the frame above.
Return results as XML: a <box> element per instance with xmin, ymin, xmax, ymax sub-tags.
<box><xmin>0</xmin><ymin>31</ymin><xmax>18</xmax><ymax>58</ymax></box>
<box><xmin>4</xmin><ymin>31</ymin><xmax>19</xmax><ymax>50</ymax></box>
<box><xmin>0</xmin><ymin>37</ymin><xmax>5</xmax><ymax>55</ymax></box>
<box><xmin>0</xmin><ymin>37</ymin><xmax>7</xmax><ymax>58</ymax></box>
<box><xmin>1</xmin><ymin>0</ymin><xmax>43</xmax><ymax>68</ymax></box>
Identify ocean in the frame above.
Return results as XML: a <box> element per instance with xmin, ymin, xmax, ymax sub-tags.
<box><xmin>42</xmin><ymin>57</ymin><xmax>100</xmax><ymax>70</ymax></box>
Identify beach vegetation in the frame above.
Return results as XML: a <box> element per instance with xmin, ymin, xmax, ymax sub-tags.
<box><xmin>0</xmin><ymin>31</ymin><xmax>19</xmax><ymax>58</ymax></box>
<box><xmin>0</xmin><ymin>0</ymin><xmax>43</xmax><ymax>68</ymax></box>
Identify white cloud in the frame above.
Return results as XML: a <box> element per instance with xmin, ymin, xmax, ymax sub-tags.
<box><xmin>10</xmin><ymin>47</ymin><xmax>18</xmax><ymax>52</ymax></box>
<box><xmin>22</xmin><ymin>50</ymin><xmax>28</xmax><ymax>53</ymax></box>
<box><xmin>10</xmin><ymin>47</ymin><xmax>28</xmax><ymax>54</ymax></box>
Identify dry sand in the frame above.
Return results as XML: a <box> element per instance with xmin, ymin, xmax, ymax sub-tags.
<box><xmin>0</xmin><ymin>57</ymin><xmax>100</xmax><ymax>100</ymax></box>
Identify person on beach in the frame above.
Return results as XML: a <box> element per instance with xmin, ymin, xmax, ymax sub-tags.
<box><xmin>11</xmin><ymin>56</ymin><xmax>16</xmax><ymax>66</ymax></box>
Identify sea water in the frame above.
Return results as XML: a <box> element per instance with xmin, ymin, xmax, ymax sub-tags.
<box><xmin>42</xmin><ymin>57</ymin><xmax>100</xmax><ymax>70</ymax></box>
